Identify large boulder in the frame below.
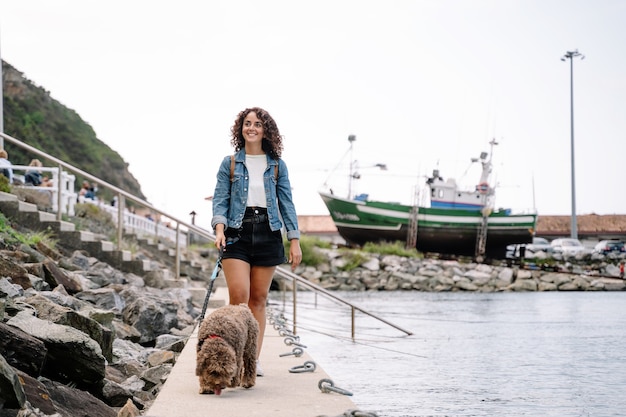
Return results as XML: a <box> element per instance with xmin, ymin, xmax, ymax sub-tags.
<box><xmin>42</xmin><ymin>258</ymin><xmax>83</xmax><ymax>294</ymax></box>
<box><xmin>7</xmin><ymin>311</ymin><xmax>106</xmax><ymax>391</ymax></box>
<box><xmin>40</xmin><ymin>377</ymin><xmax>117</xmax><ymax>417</ymax></box>
<box><xmin>0</xmin><ymin>253</ymin><xmax>31</xmax><ymax>290</ymax></box>
<box><xmin>0</xmin><ymin>354</ymin><xmax>25</xmax><ymax>410</ymax></box>
<box><xmin>0</xmin><ymin>322</ymin><xmax>47</xmax><ymax>377</ymax></box>
<box><xmin>120</xmin><ymin>287</ymin><xmax>179</xmax><ymax>344</ymax></box>
<box><xmin>24</xmin><ymin>294</ymin><xmax>113</xmax><ymax>361</ymax></box>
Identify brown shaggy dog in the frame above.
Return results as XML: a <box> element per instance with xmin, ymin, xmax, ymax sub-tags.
<box><xmin>196</xmin><ymin>304</ymin><xmax>259</xmax><ymax>395</ymax></box>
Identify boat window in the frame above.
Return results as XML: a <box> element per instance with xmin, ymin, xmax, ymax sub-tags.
<box><xmin>438</xmin><ymin>190</ymin><xmax>444</xmax><ymax>198</ymax></box>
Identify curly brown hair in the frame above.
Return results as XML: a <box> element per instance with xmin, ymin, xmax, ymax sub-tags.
<box><xmin>230</xmin><ymin>107</ymin><xmax>283</xmax><ymax>159</ymax></box>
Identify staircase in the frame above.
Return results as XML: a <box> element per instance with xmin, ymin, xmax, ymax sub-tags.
<box><xmin>0</xmin><ymin>191</ymin><xmax>210</xmax><ymax>281</ymax></box>
<box><xmin>0</xmin><ymin>190</ymin><xmax>150</xmax><ymax>273</ymax></box>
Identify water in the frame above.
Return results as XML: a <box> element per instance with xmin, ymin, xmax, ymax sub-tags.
<box><xmin>268</xmin><ymin>291</ymin><xmax>626</xmax><ymax>417</ymax></box>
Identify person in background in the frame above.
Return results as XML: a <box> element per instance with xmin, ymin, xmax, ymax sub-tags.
<box><xmin>0</xmin><ymin>149</ymin><xmax>14</xmax><ymax>184</ymax></box>
<box><xmin>211</xmin><ymin>107</ymin><xmax>302</xmax><ymax>378</ymax></box>
<box><xmin>24</xmin><ymin>159</ymin><xmax>44</xmax><ymax>186</ymax></box>
<box><xmin>41</xmin><ymin>176</ymin><xmax>53</xmax><ymax>187</ymax></box>
<box><xmin>78</xmin><ymin>180</ymin><xmax>96</xmax><ymax>201</ymax></box>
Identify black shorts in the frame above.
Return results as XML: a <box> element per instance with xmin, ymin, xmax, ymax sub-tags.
<box><xmin>222</xmin><ymin>207</ymin><xmax>286</xmax><ymax>267</ymax></box>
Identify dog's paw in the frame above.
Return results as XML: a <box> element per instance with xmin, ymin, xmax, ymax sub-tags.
<box><xmin>199</xmin><ymin>387</ymin><xmax>221</xmax><ymax>395</ymax></box>
<box><xmin>241</xmin><ymin>377</ymin><xmax>256</xmax><ymax>389</ymax></box>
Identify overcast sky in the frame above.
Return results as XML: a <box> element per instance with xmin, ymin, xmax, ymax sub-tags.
<box><xmin>1</xmin><ymin>0</ymin><xmax>625</xmax><ymax>229</ymax></box>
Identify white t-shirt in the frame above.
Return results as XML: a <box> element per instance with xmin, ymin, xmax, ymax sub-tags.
<box><xmin>246</xmin><ymin>154</ymin><xmax>267</xmax><ymax>207</ymax></box>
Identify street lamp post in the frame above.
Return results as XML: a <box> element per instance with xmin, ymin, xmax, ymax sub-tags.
<box><xmin>561</xmin><ymin>49</ymin><xmax>584</xmax><ymax>240</ymax></box>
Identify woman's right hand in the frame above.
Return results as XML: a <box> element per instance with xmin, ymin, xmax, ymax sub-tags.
<box><xmin>214</xmin><ymin>225</ymin><xmax>226</xmax><ymax>249</ymax></box>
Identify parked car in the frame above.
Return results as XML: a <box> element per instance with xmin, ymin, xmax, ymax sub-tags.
<box><xmin>550</xmin><ymin>238</ymin><xmax>587</xmax><ymax>257</ymax></box>
<box><xmin>592</xmin><ymin>240</ymin><xmax>626</xmax><ymax>255</ymax></box>
<box><xmin>525</xmin><ymin>237</ymin><xmax>553</xmax><ymax>254</ymax></box>
<box><xmin>506</xmin><ymin>237</ymin><xmax>553</xmax><ymax>258</ymax></box>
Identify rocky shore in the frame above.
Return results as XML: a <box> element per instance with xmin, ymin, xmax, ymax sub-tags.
<box><xmin>293</xmin><ymin>249</ymin><xmax>626</xmax><ymax>293</ymax></box>
<box><xmin>2</xmin><ymin>229</ymin><xmax>625</xmax><ymax>417</ymax></box>
<box><xmin>0</xmin><ymin>237</ymin><xmax>210</xmax><ymax>417</ymax></box>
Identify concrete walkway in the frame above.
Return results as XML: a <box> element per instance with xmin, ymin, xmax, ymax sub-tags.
<box><xmin>145</xmin><ymin>287</ymin><xmax>357</xmax><ymax>417</ymax></box>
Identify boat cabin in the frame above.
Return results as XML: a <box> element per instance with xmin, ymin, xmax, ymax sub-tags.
<box><xmin>426</xmin><ymin>169</ymin><xmax>493</xmax><ymax>211</ymax></box>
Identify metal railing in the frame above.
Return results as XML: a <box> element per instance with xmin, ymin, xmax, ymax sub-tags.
<box><xmin>10</xmin><ymin>164</ymin><xmax>77</xmax><ymax>215</ymax></box>
<box><xmin>0</xmin><ymin>131</ymin><xmax>412</xmax><ymax>338</ymax></box>
<box><xmin>0</xmin><ymin>131</ymin><xmax>209</xmax><ymax>278</ymax></box>
<box><xmin>273</xmin><ymin>266</ymin><xmax>413</xmax><ymax>338</ymax></box>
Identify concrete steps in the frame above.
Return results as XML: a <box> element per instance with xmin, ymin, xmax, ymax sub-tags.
<box><xmin>0</xmin><ymin>191</ymin><xmax>151</xmax><ymax>276</ymax></box>
<box><xmin>130</xmin><ymin>235</ymin><xmax>211</xmax><ymax>282</ymax></box>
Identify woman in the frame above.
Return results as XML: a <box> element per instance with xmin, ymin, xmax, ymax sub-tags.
<box><xmin>211</xmin><ymin>107</ymin><xmax>302</xmax><ymax>377</ymax></box>
<box><xmin>25</xmin><ymin>159</ymin><xmax>43</xmax><ymax>186</ymax></box>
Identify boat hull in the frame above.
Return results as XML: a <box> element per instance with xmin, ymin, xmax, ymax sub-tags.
<box><xmin>320</xmin><ymin>192</ymin><xmax>536</xmax><ymax>259</ymax></box>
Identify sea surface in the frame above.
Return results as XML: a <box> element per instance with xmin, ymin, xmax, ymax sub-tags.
<box><xmin>268</xmin><ymin>291</ymin><xmax>626</xmax><ymax>417</ymax></box>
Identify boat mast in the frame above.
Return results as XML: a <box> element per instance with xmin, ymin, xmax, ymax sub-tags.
<box><xmin>479</xmin><ymin>138</ymin><xmax>498</xmax><ymax>185</ymax></box>
<box><xmin>347</xmin><ymin>134</ymin><xmax>356</xmax><ymax>199</ymax></box>
<box><xmin>475</xmin><ymin>139</ymin><xmax>498</xmax><ymax>262</ymax></box>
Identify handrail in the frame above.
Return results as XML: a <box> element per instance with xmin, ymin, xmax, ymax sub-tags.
<box><xmin>0</xmin><ymin>131</ymin><xmax>412</xmax><ymax>337</ymax></box>
<box><xmin>273</xmin><ymin>265</ymin><xmax>413</xmax><ymax>338</ymax></box>
<box><xmin>0</xmin><ymin>131</ymin><xmax>218</xmax><ymax>278</ymax></box>
<box><xmin>10</xmin><ymin>164</ymin><xmax>77</xmax><ymax>215</ymax></box>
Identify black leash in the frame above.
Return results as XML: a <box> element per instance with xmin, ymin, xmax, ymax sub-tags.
<box><xmin>198</xmin><ymin>246</ymin><xmax>224</xmax><ymax>321</ymax></box>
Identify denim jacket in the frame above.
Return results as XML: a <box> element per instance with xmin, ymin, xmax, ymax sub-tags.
<box><xmin>211</xmin><ymin>148</ymin><xmax>300</xmax><ymax>240</ymax></box>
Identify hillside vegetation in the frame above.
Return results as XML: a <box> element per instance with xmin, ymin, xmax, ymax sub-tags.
<box><xmin>1</xmin><ymin>60</ymin><xmax>145</xmax><ymax>202</ymax></box>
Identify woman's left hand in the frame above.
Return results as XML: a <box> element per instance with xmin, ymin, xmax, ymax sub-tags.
<box><xmin>289</xmin><ymin>239</ymin><xmax>302</xmax><ymax>271</ymax></box>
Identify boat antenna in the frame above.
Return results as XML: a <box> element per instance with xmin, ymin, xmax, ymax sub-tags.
<box><xmin>488</xmin><ymin>138</ymin><xmax>498</xmax><ymax>162</ymax></box>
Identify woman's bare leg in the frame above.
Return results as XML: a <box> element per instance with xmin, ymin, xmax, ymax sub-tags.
<box><xmin>222</xmin><ymin>258</ymin><xmax>251</xmax><ymax>305</ymax></box>
<box><xmin>249</xmin><ymin>266</ymin><xmax>276</xmax><ymax>357</ymax></box>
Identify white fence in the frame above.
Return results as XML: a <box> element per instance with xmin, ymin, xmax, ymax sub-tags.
<box><xmin>10</xmin><ymin>164</ymin><xmax>185</xmax><ymax>246</ymax></box>
<box><xmin>11</xmin><ymin>165</ymin><xmax>77</xmax><ymax>215</ymax></box>
<box><xmin>91</xmin><ymin>200</ymin><xmax>186</xmax><ymax>247</ymax></box>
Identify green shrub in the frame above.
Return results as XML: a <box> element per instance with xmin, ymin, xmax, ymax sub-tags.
<box><xmin>337</xmin><ymin>248</ymin><xmax>369</xmax><ymax>271</ymax></box>
<box><xmin>72</xmin><ymin>203</ymin><xmax>116</xmax><ymax>238</ymax></box>
<box><xmin>0</xmin><ymin>175</ymin><xmax>10</xmax><ymax>193</ymax></box>
<box><xmin>74</xmin><ymin>203</ymin><xmax>113</xmax><ymax>222</ymax></box>
<box><xmin>0</xmin><ymin>212</ymin><xmax>57</xmax><ymax>248</ymax></box>
<box><xmin>362</xmin><ymin>241</ymin><xmax>421</xmax><ymax>258</ymax></box>
<box><xmin>24</xmin><ymin>230</ymin><xmax>57</xmax><ymax>248</ymax></box>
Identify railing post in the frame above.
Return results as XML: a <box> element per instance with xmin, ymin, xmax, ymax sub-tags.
<box><xmin>292</xmin><ymin>279</ymin><xmax>297</xmax><ymax>335</ymax></box>
<box><xmin>64</xmin><ymin>171</ymin><xmax>76</xmax><ymax>216</ymax></box>
<box><xmin>55</xmin><ymin>165</ymin><xmax>62</xmax><ymax>221</ymax></box>
<box><xmin>351</xmin><ymin>307</ymin><xmax>355</xmax><ymax>340</ymax></box>
<box><xmin>175</xmin><ymin>223</ymin><xmax>181</xmax><ymax>279</ymax></box>
<box><xmin>116</xmin><ymin>194</ymin><xmax>124</xmax><ymax>251</ymax></box>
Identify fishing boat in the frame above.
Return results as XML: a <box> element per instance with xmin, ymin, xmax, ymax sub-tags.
<box><xmin>318</xmin><ymin>137</ymin><xmax>537</xmax><ymax>259</ymax></box>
